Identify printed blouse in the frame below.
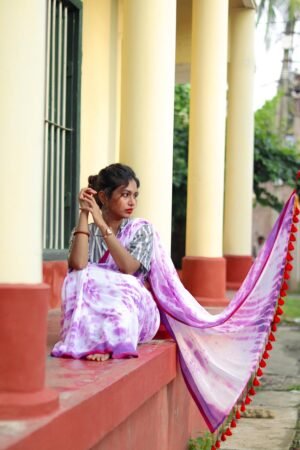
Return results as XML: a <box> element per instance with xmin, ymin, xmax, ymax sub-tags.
<box><xmin>69</xmin><ymin>219</ymin><xmax>153</xmax><ymax>276</ymax></box>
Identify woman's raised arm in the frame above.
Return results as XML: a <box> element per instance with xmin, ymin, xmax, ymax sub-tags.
<box><xmin>68</xmin><ymin>187</ymin><xmax>96</xmax><ymax>270</ymax></box>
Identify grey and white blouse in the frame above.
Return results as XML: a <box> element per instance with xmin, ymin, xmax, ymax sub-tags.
<box><xmin>69</xmin><ymin>219</ymin><xmax>153</xmax><ymax>276</ymax></box>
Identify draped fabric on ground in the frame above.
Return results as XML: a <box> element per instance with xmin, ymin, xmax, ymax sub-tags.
<box><xmin>149</xmin><ymin>192</ymin><xmax>296</xmax><ymax>432</ymax></box>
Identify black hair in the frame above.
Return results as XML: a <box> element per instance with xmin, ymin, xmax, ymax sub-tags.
<box><xmin>88</xmin><ymin>163</ymin><xmax>140</xmax><ymax>206</ymax></box>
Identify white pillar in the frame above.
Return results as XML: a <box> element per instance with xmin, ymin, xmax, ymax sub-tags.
<box><xmin>119</xmin><ymin>0</ymin><xmax>177</xmax><ymax>250</ymax></box>
<box><xmin>186</xmin><ymin>0</ymin><xmax>229</xmax><ymax>258</ymax></box>
<box><xmin>0</xmin><ymin>0</ymin><xmax>47</xmax><ymax>283</ymax></box>
<box><xmin>224</xmin><ymin>8</ymin><xmax>255</xmax><ymax>256</ymax></box>
<box><xmin>182</xmin><ymin>0</ymin><xmax>229</xmax><ymax>306</ymax></box>
<box><xmin>0</xmin><ymin>1</ymin><xmax>59</xmax><ymax>418</ymax></box>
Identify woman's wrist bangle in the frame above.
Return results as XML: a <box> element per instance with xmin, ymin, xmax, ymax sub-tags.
<box><xmin>74</xmin><ymin>230</ymin><xmax>90</xmax><ymax>237</ymax></box>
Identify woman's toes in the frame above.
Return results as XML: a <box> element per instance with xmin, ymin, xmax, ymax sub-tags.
<box><xmin>86</xmin><ymin>353</ymin><xmax>110</xmax><ymax>362</ymax></box>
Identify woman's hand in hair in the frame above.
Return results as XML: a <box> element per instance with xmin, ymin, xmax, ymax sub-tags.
<box><xmin>80</xmin><ymin>191</ymin><xmax>105</xmax><ymax>227</ymax></box>
<box><xmin>78</xmin><ymin>187</ymin><xmax>97</xmax><ymax>213</ymax></box>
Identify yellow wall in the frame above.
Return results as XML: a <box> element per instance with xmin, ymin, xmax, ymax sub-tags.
<box><xmin>80</xmin><ymin>0</ymin><xmax>120</xmax><ymax>187</ymax></box>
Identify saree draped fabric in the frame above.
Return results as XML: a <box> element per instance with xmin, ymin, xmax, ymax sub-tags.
<box><xmin>149</xmin><ymin>191</ymin><xmax>298</xmax><ymax>434</ymax></box>
<box><xmin>52</xmin><ymin>191</ymin><xmax>298</xmax><ymax>436</ymax></box>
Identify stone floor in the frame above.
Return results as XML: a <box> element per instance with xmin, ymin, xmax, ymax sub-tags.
<box><xmin>220</xmin><ymin>324</ymin><xmax>300</xmax><ymax>450</ymax></box>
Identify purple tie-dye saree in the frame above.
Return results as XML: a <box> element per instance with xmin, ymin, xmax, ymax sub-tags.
<box><xmin>148</xmin><ymin>191</ymin><xmax>298</xmax><ymax>433</ymax></box>
<box><xmin>52</xmin><ymin>190</ymin><xmax>299</xmax><ymax>436</ymax></box>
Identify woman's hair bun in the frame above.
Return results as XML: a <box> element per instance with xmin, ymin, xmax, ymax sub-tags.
<box><xmin>88</xmin><ymin>163</ymin><xmax>139</xmax><ymax>197</ymax></box>
<box><xmin>88</xmin><ymin>174</ymin><xmax>98</xmax><ymax>189</ymax></box>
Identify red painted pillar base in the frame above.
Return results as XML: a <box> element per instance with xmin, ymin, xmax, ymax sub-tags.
<box><xmin>0</xmin><ymin>284</ymin><xmax>59</xmax><ymax>419</ymax></box>
<box><xmin>225</xmin><ymin>255</ymin><xmax>253</xmax><ymax>290</ymax></box>
<box><xmin>181</xmin><ymin>256</ymin><xmax>229</xmax><ymax>307</ymax></box>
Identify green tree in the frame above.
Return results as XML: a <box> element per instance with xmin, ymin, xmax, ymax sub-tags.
<box><xmin>171</xmin><ymin>84</ymin><xmax>190</xmax><ymax>267</ymax></box>
<box><xmin>254</xmin><ymin>94</ymin><xmax>300</xmax><ymax>211</ymax></box>
<box><xmin>171</xmin><ymin>86</ymin><xmax>300</xmax><ymax>266</ymax></box>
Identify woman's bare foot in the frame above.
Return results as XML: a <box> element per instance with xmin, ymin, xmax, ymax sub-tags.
<box><xmin>86</xmin><ymin>353</ymin><xmax>110</xmax><ymax>362</ymax></box>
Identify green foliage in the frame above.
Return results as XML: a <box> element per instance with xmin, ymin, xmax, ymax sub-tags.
<box><xmin>256</xmin><ymin>0</ymin><xmax>278</xmax><ymax>47</ymax></box>
<box><xmin>171</xmin><ymin>86</ymin><xmax>300</xmax><ymax>266</ymax></box>
<box><xmin>282</xmin><ymin>296</ymin><xmax>300</xmax><ymax>320</ymax></box>
<box><xmin>188</xmin><ymin>432</ymin><xmax>214</xmax><ymax>450</ymax></box>
<box><xmin>171</xmin><ymin>84</ymin><xmax>190</xmax><ymax>267</ymax></box>
<box><xmin>172</xmin><ymin>84</ymin><xmax>190</xmax><ymax>201</ymax></box>
<box><xmin>287</xmin><ymin>384</ymin><xmax>300</xmax><ymax>391</ymax></box>
<box><xmin>254</xmin><ymin>95</ymin><xmax>300</xmax><ymax>211</ymax></box>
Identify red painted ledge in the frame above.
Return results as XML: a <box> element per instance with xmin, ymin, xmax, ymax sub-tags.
<box><xmin>0</xmin><ymin>341</ymin><xmax>177</xmax><ymax>450</ymax></box>
<box><xmin>0</xmin><ymin>308</ymin><xmax>207</xmax><ymax>450</ymax></box>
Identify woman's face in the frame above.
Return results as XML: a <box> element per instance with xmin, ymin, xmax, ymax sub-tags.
<box><xmin>102</xmin><ymin>179</ymin><xmax>139</xmax><ymax>220</ymax></box>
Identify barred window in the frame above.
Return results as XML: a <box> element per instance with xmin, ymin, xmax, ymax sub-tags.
<box><xmin>43</xmin><ymin>0</ymin><xmax>82</xmax><ymax>258</ymax></box>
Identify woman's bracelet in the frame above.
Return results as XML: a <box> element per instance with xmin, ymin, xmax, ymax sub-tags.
<box><xmin>74</xmin><ymin>230</ymin><xmax>90</xmax><ymax>237</ymax></box>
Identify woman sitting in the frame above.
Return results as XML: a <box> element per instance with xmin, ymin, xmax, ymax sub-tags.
<box><xmin>51</xmin><ymin>163</ymin><xmax>160</xmax><ymax>361</ymax></box>
<box><xmin>52</xmin><ymin>161</ymin><xmax>296</xmax><ymax>436</ymax></box>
